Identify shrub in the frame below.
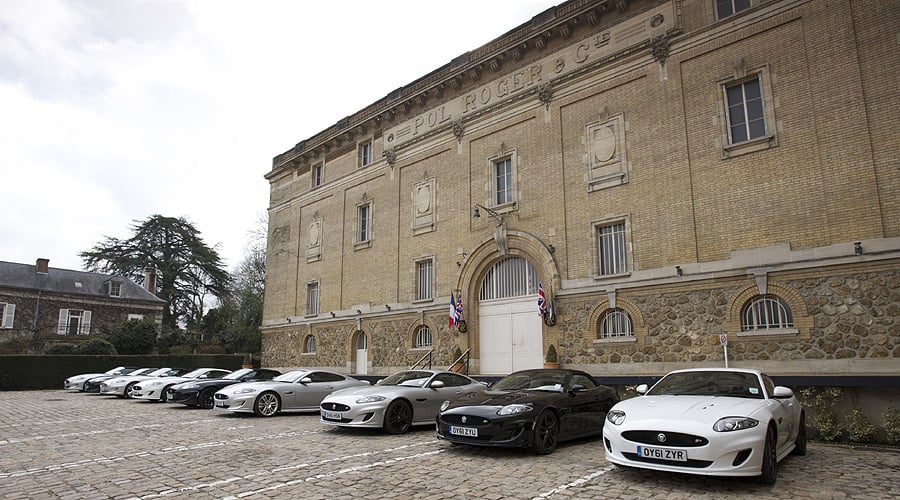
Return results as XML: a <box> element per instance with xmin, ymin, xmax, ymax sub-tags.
<box><xmin>103</xmin><ymin>318</ymin><xmax>157</xmax><ymax>355</ymax></box>
<box><xmin>800</xmin><ymin>387</ymin><xmax>843</xmax><ymax>441</ymax></box>
<box><xmin>883</xmin><ymin>408</ymin><xmax>900</xmax><ymax>445</ymax></box>
<box><xmin>845</xmin><ymin>408</ymin><xmax>876</xmax><ymax>443</ymax></box>
<box><xmin>46</xmin><ymin>343</ymin><xmax>79</xmax><ymax>355</ymax></box>
<box><xmin>77</xmin><ymin>338</ymin><xmax>118</xmax><ymax>355</ymax></box>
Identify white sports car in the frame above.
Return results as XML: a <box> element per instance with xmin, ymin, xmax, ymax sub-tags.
<box><xmin>63</xmin><ymin>366</ymin><xmax>140</xmax><ymax>391</ymax></box>
<box><xmin>602</xmin><ymin>368</ymin><xmax>805</xmax><ymax>485</ymax></box>
<box><xmin>99</xmin><ymin>367</ymin><xmax>191</xmax><ymax>398</ymax></box>
<box><xmin>131</xmin><ymin>368</ymin><xmax>231</xmax><ymax>402</ymax></box>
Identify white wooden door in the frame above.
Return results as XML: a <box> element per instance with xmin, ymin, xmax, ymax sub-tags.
<box><xmin>355</xmin><ymin>333</ymin><xmax>368</xmax><ymax>375</ymax></box>
<box><xmin>479</xmin><ymin>296</ymin><xmax>543</xmax><ymax>375</ymax></box>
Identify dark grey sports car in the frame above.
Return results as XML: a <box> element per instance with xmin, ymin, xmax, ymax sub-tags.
<box><xmin>436</xmin><ymin>369</ymin><xmax>618</xmax><ymax>454</ymax></box>
<box><xmin>167</xmin><ymin>368</ymin><xmax>282</xmax><ymax>409</ymax></box>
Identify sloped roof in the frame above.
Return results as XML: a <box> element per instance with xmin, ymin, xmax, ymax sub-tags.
<box><xmin>0</xmin><ymin>261</ymin><xmax>165</xmax><ymax>303</ymax></box>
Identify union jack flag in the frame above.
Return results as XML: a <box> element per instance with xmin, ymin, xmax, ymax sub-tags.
<box><xmin>455</xmin><ymin>293</ymin><xmax>463</xmax><ymax>321</ymax></box>
<box><xmin>537</xmin><ymin>281</ymin><xmax>546</xmax><ymax>316</ymax></box>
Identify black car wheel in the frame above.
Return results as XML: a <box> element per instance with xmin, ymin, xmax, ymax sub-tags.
<box><xmin>532</xmin><ymin>410</ymin><xmax>560</xmax><ymax>455</ymax></box>
<box><xmin>197</xmin><ymin>389</ymin><xmax>215</xmax><ymax>409</ymax></box>
<box><xmin>254</xmin><ymin>392</ymin><xmax>280</xmax><ymax>417</ymax></box>
<box><xmin>792</xmin><ymin>411</ymin><xmax>807</xmax><ymax>456</ymax></box>
<box><xmin>382</xmin><ymin>400</ymin><xmax>412</xmax><ymax>434</ymax></box>
<box><xmin>124</xmin><ymin>382</ymin><xmax>138</xmax><ymax>399</ymax></box>
<box><xmin>758</xmin><ymin>426</ymin><xmax>778</xmax><ymax>485</ymax></box>
<box><xmin>159</xmin><ymin>385</ymin><xmax>172</xmax><ymax>403</ymax></box>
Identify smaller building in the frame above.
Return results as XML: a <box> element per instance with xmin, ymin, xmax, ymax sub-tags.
<box><xmin>0</xmin><ymin>258</ymin><xmax>165</xmax><ymax>346</ymax></box>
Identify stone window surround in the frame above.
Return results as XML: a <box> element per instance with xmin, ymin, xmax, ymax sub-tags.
<box><xmin>591</xmin><ymin>214</ymin><xmax>633</xmax><ymax>280</ymax></box>
<box><xmin>310</xmin><ymin>161</ymin><xmax>324</xmax><ymax>189</ymax></box>
<box><xmin>713</xmin><ymin>0</ymin><xmax>753</xmax><ymax>22</ymax></box>
<box><xmin>305</xmin><ymin>280</ymin><xmax>320</xmax><ymax>317</ymax></box>
<box><xmin>725</xmin><ymin>276</ymin><xmax>811</xmax><ymax>340</ymax></box>
<box><xmin>302</xmin><ymin>333</ymin><xmax>317</xmax><ymax>355</ymax></box>
<box><xmin>717</xmin><ymin>62</ymin><xmax>778</xmax><ymax>159</ymax></box>
<box><xmin>406</xmin><ymin>318</ymin><xmax>440</xmax><ymax>352</ymax></box>
<box><xmin>486</xmin><ymin>148</ymin><xmax>518</xmax><ymax>212</ymax></box>
<box><xmin>589</xmin><ymin>291</ymin><xmax>647</xmax><ymax>345</ymax></box>
<box><xmin>412</xmin><ymin>255</ymin><xmax>435</xmax><ymax>303</ymax></box>
<box><xmin>353</xmin><ymin>200</ymin><xmax>373</xmax><ymax>250</ymax></box>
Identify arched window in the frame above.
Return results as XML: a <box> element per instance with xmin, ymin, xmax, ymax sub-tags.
<box><xmin>304</xmin><ymin>335</ymin><xmax>316</xmax><ymax>354</ymax></box>
<box><xmin>598</xmin><ymin>308</ymin><xmax>633</xmax><ymax>339</ymax></box>
<box><xmin>414</xmin><ymin>325</ymin><xmax>432</xmax><ymax>348</ymax></box>
<box><xmin>479</xmin><ymin>256</ymin><xmax>539</xmax><ymax>300</ymax></box>
<box><xmin>742</xmin><ymin>294</ymin><xmax>794</xmax><ymax>331</ymax></box>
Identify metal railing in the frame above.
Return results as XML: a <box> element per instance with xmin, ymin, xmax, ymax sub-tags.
<box><xmin>448</xmin><ymin>348</ymin><xmax>471</xmax><ymax>375</ymax></box>
<box><xmin>410</xmin><ymin>350</ymin><xmax>433</xmax><ymax>370</ymax></box>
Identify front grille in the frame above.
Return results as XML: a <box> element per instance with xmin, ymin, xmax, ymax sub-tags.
<box><xmin>321</xmin><ymin>402</ymin><xmax>351</xmax><ymax>412</ymax></box>
<box><xmin>622</xmin><ymin>430</ymin><xmax>708</xmax><ymax>447</ymax></box>
<box><xmin>439</xmin><ymin>414</ymin><xmax>491</xmax><ymax>426</ymax></box>
<box><xmin>622</xmin><ymin>452</ymin><xmax>713</xmax><ymax>468</ymax></box>
<box><xmin>214</xmin><ymin>393</ymin><xmax>228</xmax><ymax>400</ymax></box>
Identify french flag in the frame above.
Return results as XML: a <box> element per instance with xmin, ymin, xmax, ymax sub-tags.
<box><xmin>449</xmin><ymin>292</ymin><xmax>459</xmax><ymax>328</ymax></box>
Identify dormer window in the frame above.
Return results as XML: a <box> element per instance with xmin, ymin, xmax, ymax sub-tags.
<box><xmin>74</xmin><ymin>282</ymin><xmax>83</xmax><ymax>289</ymax></box>
<box><xmin>109</xmin><ymin>281</ymin><xmax>122</xmax><ymax>297</ymax></box>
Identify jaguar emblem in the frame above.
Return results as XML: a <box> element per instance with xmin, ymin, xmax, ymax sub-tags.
<box><xmin>461</xmin><ymin>416</ymin><xmax>468</xmax><ymax>424</ymax></box>
<box><xmin>657</xmin><ymin>433</ymin><xmax>667</xmax><ymax>443</ymax></box>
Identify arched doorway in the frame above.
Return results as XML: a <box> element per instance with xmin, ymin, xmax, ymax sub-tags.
<box><xmin>478</xmin><ymin>256</ymin><xmax>543</xmax><ymax>374</ymax></box>
<box><xmin>354</xmin><ymin>330</ymin><xmax>368</xmax><ymax>375</ymax></box>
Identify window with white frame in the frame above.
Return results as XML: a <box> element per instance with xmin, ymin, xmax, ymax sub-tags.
<box><xmin>304</xmin><ymin>335</ymin><xmax>317</xmax><ymax>354</ymax></box>
<box><xmin>306</xmin><ymin>282</ymin><xmax>320</xmax><ymax>316</ymax></box>
<box><xmin>741</xmin><ymin>294</ymin><xmax>794</xmax><ymax>332</ymax></box>
<box><xmin>311</xmin><ymin>162</ymin><xmax>324</xmax><ymax>188</ymax></box>
<box><xmin>357</xmin><ymin>203</ymin><xmax>371</xmax><ymax>244</ymax></box>
<box><xmin>494</xmin><ymin>157</ymin><xmax>514</xmax><ymax>206</ymax></box>
<box><xmin>715</xmin><ymin>0</ymin><xmax>751</xmax><ymax>20</ymax></box>
<box><xmin>1</xmin><ymin>302</ymin><xmax>15</xmax><ymax>329</ymax></box>
<box><xmin>127</xmin><ymin>313</ymin><xmax>144</xmax><ymax>321</ymax></box>
<box><xmin>359</xmin><ymin>141</ymin><xmax>373</xmax><ymax>167</ymax></box>
<box><xmin>596</xmin><ymin>221</ymin><xmax>627</xmax><ymax>276</ymax></box>
<box><xmin>725</xmin><ymin>76</ymin><xmax>766</xmax><ymax>144</ymax></box>
<box><xmin>109</xmin><ymin>281</ymin><xmax>122</xmax><ymax>297</ymax></box>
<box><xmin>58</xmin><ymin>309</ymin><xmax>91</xmax><ymax>335</ymax></box>
<box><xmin>414</xmin><ymin>325</ymin><xmax>432</xmax><ymax>348</ymax></box>
<box><xmin>598</xmin><ymin>308</ymin><xmax>634</xmax><ymax>339</ymax></box>
<box><xmin>415</xmin><ymin>259</ymin><xmax>433</xmax><ymax>301</ymax></box>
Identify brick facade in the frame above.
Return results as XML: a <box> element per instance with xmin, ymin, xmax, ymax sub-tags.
<box><xmin>261</xmin><ymin>0</ymin><xmax>899</xmax><ymax>377</ymax></box>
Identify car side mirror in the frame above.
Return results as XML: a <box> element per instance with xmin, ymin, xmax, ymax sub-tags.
<box><xmin>635</xmin><ymin>384</ymin><xmax>649</xmax><ymax>395</ymax></box>
<box><xmin>569</xmin><ymin>384</ymin><xmax>586</xmax><ymax>395</ymax></box>
<box><xmin>300</xmin><ymin>377</ymin><xmax>312</xmax><ymax>384</ymax></box>
<box><xmin>430</xmin><ymin>380</ymin><xmax>445</xmax><ymax>389</ymax></box>
<box><xmin>772</xmin><ymin>386</ymin><xmax>794</xmax><ymax>399</ymax></box>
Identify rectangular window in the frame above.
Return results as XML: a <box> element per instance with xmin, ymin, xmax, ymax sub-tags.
<box><xmin>716</xmin><ymin>0</ymin><xmax>751</xmax><ymax>19</ymax></box>
<box><xmin>494</xmin><ymin>158</ymin><xmax>513</xmax><ymax>206</ymax></box>
<box><xmin>416</xmin><ymin>259</ymin><xmax>433</xmax><ymax>301</ymax></box>
<box><xmin>358</xmin><ymin>204</ymin><xmax>371</xmax><ymax>243</ymax></box>
<box><xmin>109</xmin><ymin>282</ymin><xmax>122</xmax><ymax>297</ymax></box>
<box><xmin>0</xmin><ymin>303</ymin><xmax>15</xmax><ymax>329</ymax></box>
<box><xmin>306</xmin><ymin>282</ymin><xmax>320</xmax><ymax>316</ymax></box>
<box><xmin>58</xmin><ymin>309</ymin><xmax>92</xmax><ymax>335</ymax></box>
<box><xmin>311</xmin><ymin>162</ymin><xmax>323</xmax><ymax>188</ymax></box>
<box><xmin>725</xmin><ymin>76</ymin><xmax>765</xmax><ymax>144</ymax></box>
<box><xmin>598</xmin><ymin>222</ymin><xmax>627</xmax><ymax>275</ymax></box>
<box><xmin>359</xmin><ymin>141</ymin><xmax>372</xmax><ymax>167</ymax></box>
<box><xmin>127</xmin><ymin>313</ymin><xmax>144</xmax><ymax>321</ymax></box>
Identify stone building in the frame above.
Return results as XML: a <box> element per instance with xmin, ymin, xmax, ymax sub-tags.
<box><xmin>261</xmin><ymin>0</ymin><xmax>899</xmax><ymax>380</ymax></box>
<box><xmin>0</xmin><ymin>258</ymin><xmax>164</xmax><ymax>346</ymax></box>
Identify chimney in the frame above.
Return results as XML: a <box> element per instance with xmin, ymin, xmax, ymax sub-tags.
<box><xmin>143</xmin><ymin>267</ymin><xmax>158</xmax><ymax>294</ymax></box>
<box><xmin>36</xmin><ymin>258</ymin><xmax>49</xmax><ymax>274</ymax></box>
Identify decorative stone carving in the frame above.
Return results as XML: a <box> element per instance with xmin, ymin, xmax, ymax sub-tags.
<box><xmin>452</xmin><ymin>119</ymin><xmax>465</xmax><ymax>143</ymax></box>
<box><xmin>651</xmin><ymin>34</ymin><xmax>670</xmax><ymax>66</ymax></box>
<box><xmin>538</xmin><ymin>83</ymin><xmax>554</xmax><ymax>109</ymax></box>
<box><xmin>383</xmin><ymin>149</ymin><xmax>396</xmax><ymax>166</ymax></box>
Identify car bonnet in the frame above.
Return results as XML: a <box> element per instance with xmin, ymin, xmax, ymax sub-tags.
<box><xmin>613</xmin><ymin>395</ymin><xmax>767</xmax><ymax>424</ymax></box>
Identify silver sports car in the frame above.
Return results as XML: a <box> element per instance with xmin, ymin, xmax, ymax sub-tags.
<box><xmin>213</xmin><ymin>369</ymin><xmax>369</xmax><ymax>417</ymax></box>
<box><xmin>131</xmin><ymin>368</ymin><xmax>232</xmax><ymax>402</ymax></box>
<box><xmin>99</xmin><ymin>367</ymin><xmax>191</xmax><ymax>398</ymax></box>
<box><xmin>63</xmin><ymin>366</ymin><xmax>140</xmax><ymax>391</ymax></box>
<box><xmin>320</xmin><ymin>369</ymin><xmax>487</xmax><ymax>434</ymax></box>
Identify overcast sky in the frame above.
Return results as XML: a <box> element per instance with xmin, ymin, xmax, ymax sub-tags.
<box><xmin>0</xmin><ymin>0</ymin><xmax>557</xmax><ymax>273</ymax></box>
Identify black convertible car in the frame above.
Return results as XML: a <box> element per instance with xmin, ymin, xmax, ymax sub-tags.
<box><xmin>167</xmin><ymin>368</ymin><xmax>281</xmax><ymax>409</ymax></box>
<box><xmin>436</xmin><ymin>369</ymin><xmax>618</xmax><ymax>454</ymax></box>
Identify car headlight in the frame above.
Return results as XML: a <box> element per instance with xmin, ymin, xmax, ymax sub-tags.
<box><xmin>236</xmin><ymin>387</ymin><xmax>258</xmax><ymax>394</ymax></box>
<box><xmin>356</xmin><ymin>395</ymin><xmax>386</xmax><ymax>404</ymax></box>
<box><xmin>497</xmin><ymin>403</ymin><xmax>533</xmax><ymax>416</ymax></box>
<box><xmin>606</xmin><ymin>410</ymin><xmax>626</xmax><ymax>425</ymax></box>
<box><xmin>713</xmin><ymin>416</ymin><xmax>759</xmax><ymax>432</ymax></box>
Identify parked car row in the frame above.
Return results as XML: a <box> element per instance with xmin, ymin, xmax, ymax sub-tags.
<box><xmin>64</xmin><ymin>365</ymin><xmax>805</xmax><ymax>484</ymax></box>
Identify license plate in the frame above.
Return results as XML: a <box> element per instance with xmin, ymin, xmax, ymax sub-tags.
<box><xmin>637</xmin><ymin>445</ymin><xmax>687</xmax><ymax>461</ymax></box>
<box><xmin>322</xmin><ymin>410</ymin><xmax>342</xmax><ymax>420</ymax></box>
<box><xmin>449</xmin><ymin>425</ymin><xmax>478</xmax><ymax>437</ymax></box>
<box><xmin>216</xmin><ymin>403</ymin><xmax>227</xmax><ymax>408</ymax></box>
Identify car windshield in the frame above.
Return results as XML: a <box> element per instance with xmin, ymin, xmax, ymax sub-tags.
<box><xmin>647</xmin><ymin>371</ymin><xmax>764</xmax><ymax>399</ymax></box>
<box><xmin>180</xmin><ymin>369</ymin><xmax>208</xmax><ymax>378</ymax></box>
<box><xmin>378</xmin><ymin>371</ymin><xmax>433</xmax><ymax>387</ymax></box>
<box><xmin>129</xmin><ymin>368</ymin><xmax>154</xmax><ymax>376</ymax></box>
<box><xmin>272</xmin><ymin>370</ymin><xmax>309</xmax><ymax>383</ymax></box>
<box><xmin>223</xmin><ymin>369</ymin><xmax>253</xmax><ymax>380</ymax></box>
<box><xmin>105</xmin><ymin>366</ymin><xmax>128</xmax><ymax>375</ymax></box>
<box><xmin>491</xmin><ymin>370</ymin><xmax>567</xmax><ymax>392</ymax></box>
<box><xmin>145</xmin><ymin>368</ymin><xmax>173</xmax><ymax>377</ymax></box>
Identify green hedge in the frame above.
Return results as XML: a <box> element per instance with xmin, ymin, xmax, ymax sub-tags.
<box><xmin>0</xmin><ymin>354</ymin><xmax>245</xmax><ymax>390</ymax></box>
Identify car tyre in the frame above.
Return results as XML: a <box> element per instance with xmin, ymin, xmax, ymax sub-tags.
<box><xmin>198</xmin><ymin>389</ymin><xmax>215</xmax><ymax>409</ymax></box>
<box><xmin>532</xmin><ymin>410</ymin><xmax>560</xmax><ymax>455</ymax></box>
<box><xmin>383</xmin><ymin>400</ymin><xmax>413</xmax><ymax>434</ymax></box>
<box><xmin>124</xmin><ymin>382</ymin><xmax>139</xmax><ymax>399</ymax></box>
<box><xmin>159</xmin><ymin>385</ymin><xmax>172</xmax><ymax>403</ymax></box>
<box><xmin>758</xmin><ymin>426</ymin><xmax>778</xmax><ymax>485</ymax></box>
<box><xmin>791</xmin><ymin>411</ymin><xmax>807</xmax><ymax>456</ymax></box>
<box><xmin>254</xmin><ymin>392</ymin><xmax>280</xmax><ymax>417</ymax></box>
